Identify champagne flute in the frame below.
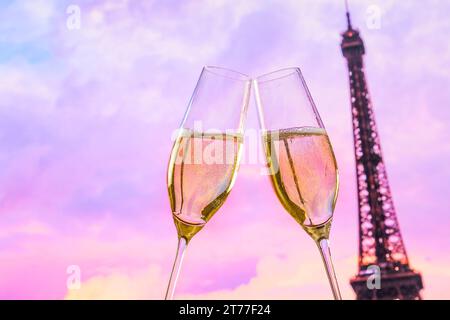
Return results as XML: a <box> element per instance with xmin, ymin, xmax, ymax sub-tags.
<box><xmin>254</xmin><ymin>68</ymin><xmax>342</xmax><ymax>299</ymax></box>
<box><xmin>165</xmin><ymin>66</ymin><xmax>251</xmax><ymax>299</ymax></box>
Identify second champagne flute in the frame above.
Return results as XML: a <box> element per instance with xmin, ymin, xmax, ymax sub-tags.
<box><xmin>165</xmin><ymin>66</ymin><xmax>252</xmax><ymax>299</ymax></box>
<box><xmin>254</xmin><ymin>67</ymin><xmax>342</xmax><ymax>299</ymax></box>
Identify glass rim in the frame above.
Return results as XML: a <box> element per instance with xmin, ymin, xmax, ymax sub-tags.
<box><xmin>256</xmin><ymin>67</ymin><xmax>301</xmax><ymax>84</ymax></box>
<box><xmin>203</xmin><ymin>66</ymin><xmax>251</xmax><ymax>82</ymax></box>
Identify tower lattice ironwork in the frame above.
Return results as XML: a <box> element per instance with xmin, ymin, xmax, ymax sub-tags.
<box><xmin>340</xmin><ymin>5</ymin><xmax>423</xmax><ymax>300</ymax></box>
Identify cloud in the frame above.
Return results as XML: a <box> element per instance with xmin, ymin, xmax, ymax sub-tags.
<box><xmin>63</xmin><ymin>246</ymin><xmax>450</xmax><ymax>300</ymax></box>
<box><xmin>63</xmin><ymin>245</ymin><xmax>355</xmax><ymax>300</ymax></box>
<box><xmin>0</xmin><ymin>220</ymin><xmax>51</xmax><ymax>238</ymax></box>
<box><xmin>65</xmin><ymin>265</ymin><xmax>166</xmax><ymax>299</ymax></box>
<box><xmin>0</xmin><ymin>0</ymin><xmax>449</xmax><ymax>299</ymax></box>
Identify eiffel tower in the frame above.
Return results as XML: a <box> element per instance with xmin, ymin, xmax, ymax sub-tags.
<box><xmin>340</xmin><ymin>3</ymin><xmax>423</xmax><ymax>299</ymax></box>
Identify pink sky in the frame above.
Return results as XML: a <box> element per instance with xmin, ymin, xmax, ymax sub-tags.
<box><xmin>0</xmin><ymin>0</ymin><xmax>449</xmax><ymax>299</ymax></box>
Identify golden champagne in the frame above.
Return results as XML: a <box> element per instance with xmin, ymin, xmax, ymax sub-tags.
<box><xmin>167</xmin><ymin>129</ymin><xmax>242</xmax><ymax>241</ymax></box>
<box><xmin>263</xmin><ymin>126</ymin><xmax>338</xmax><ymax>240</ymax></box>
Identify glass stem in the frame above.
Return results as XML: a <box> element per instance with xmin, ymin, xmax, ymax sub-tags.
<box><xmin>165</xmin><ymin>237</ymin><xmax>187</xmax><ymax>300</ymax></box>
<box><xmin>317</xmin><ymin>238</ymin><xmax>342</xmax><ymax>300</ymax></box>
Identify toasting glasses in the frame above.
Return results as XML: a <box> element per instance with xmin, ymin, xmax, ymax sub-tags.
<box><xmin>254</xmin><ymin>68</ymin><xmax>342</xmax><ymax>299</ymax></box>
<box><xmin>165</xmin><ymin>67</ymin><xmax>252</xmax><ymax>299</ymax></box>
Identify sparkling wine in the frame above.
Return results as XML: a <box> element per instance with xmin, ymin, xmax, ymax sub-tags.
<box><xmin>168</xmin><ymin>129</ymin><xmax>242</xmax><ymax>240</ymax></box>
<box><xmin>263</xmin><ymin>126</ymin><xmax>338</xmax><ymax>240</ymax></box>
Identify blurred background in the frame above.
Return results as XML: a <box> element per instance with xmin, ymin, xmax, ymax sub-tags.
<box><xmin>0</xmin><ymin>0</ymin><xmax>449</xmax><ymax>299</ymax></box>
